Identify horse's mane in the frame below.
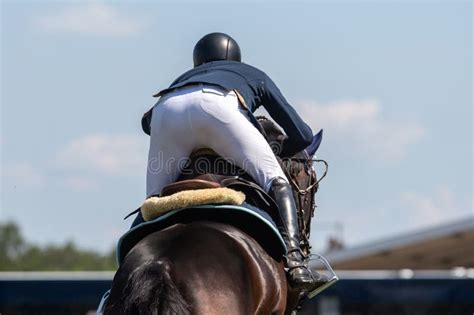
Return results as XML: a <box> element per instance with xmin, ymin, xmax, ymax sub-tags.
<box><xmin>256</xmin><ymin>115</ymin><xmax>305</xmax><ymax>173</ymax></box>
<box><xmin>256</xmin><ymin>116</ymin><xmax>286</xmax><ymax>144</ymax></box>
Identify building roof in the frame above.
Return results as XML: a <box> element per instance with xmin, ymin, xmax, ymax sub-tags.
<box><xmin>322</xmin><ymin>216</ymin><xmax>474</xmax><ymax>270</ymax></box>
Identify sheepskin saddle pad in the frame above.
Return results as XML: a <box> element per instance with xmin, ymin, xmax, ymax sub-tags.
<box><xmin>141</xmin><ymin>187</ymin><xmax>245</xmax><ymax>222</ymax></box>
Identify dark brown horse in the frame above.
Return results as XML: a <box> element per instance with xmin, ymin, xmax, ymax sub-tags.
<box><xmin>103</xmin><ymin>117</ymin><xmax>325</xmax><ymax>315</ymax></box>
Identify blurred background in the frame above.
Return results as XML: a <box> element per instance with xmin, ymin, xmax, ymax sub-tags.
<box><xmin>1</xmin><ymin>1</ymin><xmax>472</xmax><ymax>314</ymax></box>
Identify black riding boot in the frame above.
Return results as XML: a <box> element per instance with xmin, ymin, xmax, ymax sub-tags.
<box><xmin>269</xmin><ymin>177</ymin><xmax>324</xmax><ymax>290</ymax></box>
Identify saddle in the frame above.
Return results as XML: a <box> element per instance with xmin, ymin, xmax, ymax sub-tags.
<box><xmin>160</xmin><ymin>174</ymin><xmax>223</xmax><ymax>196</ymax></box>
<box><xmin>142</xmin><ymin>172</ymin><xmax>280</xmax><ymax>222</ymax></box>
<box><xmin>119</xmin><ymin>149</ymin><xmax>285</xmax><ymax>263</ymax></box>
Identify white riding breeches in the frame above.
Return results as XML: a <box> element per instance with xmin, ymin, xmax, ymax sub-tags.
<box><xmin>146</xmin><ymin>84</ymin><xmax>288</xmax><ymax>198</ymax></box>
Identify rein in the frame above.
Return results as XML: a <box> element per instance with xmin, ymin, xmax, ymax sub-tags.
<box><xmin>255</xmin><ymin>115</ymin><xmax>329</xmax><ymax>256</ymax></box>
<box><xmin>281</xmin><ymin>157</ymin><xmax>328</xmax><ymax>256</ymax></box>
<box><xmin>286</xmin><ymin>158</ymin><xmax>328</xmax><ymax>195</ymax></box>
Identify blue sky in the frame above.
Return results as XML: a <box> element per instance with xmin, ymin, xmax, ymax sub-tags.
<box><xmin>1</xmin><ymin>1</ymin><xmax>472</xmax><ymax>253</ymax></box>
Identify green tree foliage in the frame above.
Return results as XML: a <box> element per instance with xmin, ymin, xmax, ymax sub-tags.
<box><xmin>0</xmin><ymin>221</ymin><xmax>116</xmax><ymax>271</ymax></box>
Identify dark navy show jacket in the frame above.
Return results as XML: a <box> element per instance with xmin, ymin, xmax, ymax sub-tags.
<box><xmin>142</xmin><ymin>60</ymin><xmax>313</xmax><ymax>157</ymax></box>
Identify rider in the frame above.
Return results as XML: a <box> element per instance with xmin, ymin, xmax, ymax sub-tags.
<box><xmin>142</xmin><ymin>32</ymin><xmax>324</xmax><ymax>291</ymax></box>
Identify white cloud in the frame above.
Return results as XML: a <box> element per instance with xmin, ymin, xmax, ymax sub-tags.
<box><xmin>295</xmin><ymin>99</ymin><xmax>425</xmax><ymax>162</ymax></box>
<box><xmin>2</xmin><ymin>162</ymin><xmax>45</xmax><ymax>187</ymax></box>
<box><xmin>399</xmin><ymin>186</ymin><xmax>472</xmax><ymax>227</ymax></box>
<box><xmin>36</xmin><ymin>2</ymin><xmax>145</xmax><ymax>37</ymax></box>
<box><xmin>55</xmin><ymin>133</ymin><xmax>147</xmax><ymax>177</ymax></box>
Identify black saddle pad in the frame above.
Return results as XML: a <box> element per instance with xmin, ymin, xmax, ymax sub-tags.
<box><xmin>117</xmin><ymin>203</ymin><xmax>286</xmax><ymax>265</ymax></box>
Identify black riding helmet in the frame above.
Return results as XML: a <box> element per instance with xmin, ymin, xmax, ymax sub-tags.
<box><xmin>193</xmin><ymin>32</ymin><xmax>241</xmax><ymax>67</ymax></box>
